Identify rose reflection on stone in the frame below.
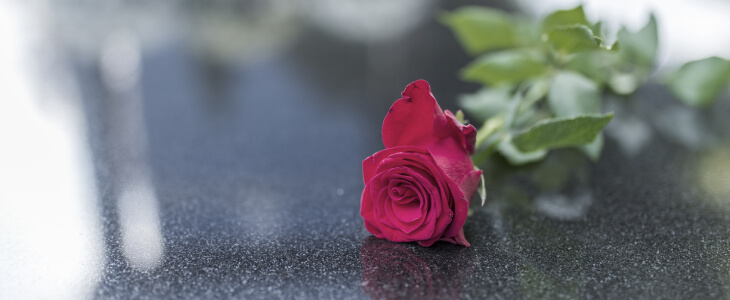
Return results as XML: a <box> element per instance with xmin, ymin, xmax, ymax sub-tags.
<box><xmin>360</xmin><ymin>237</ymin><xmax>463</xmax><ymax>300</ymax></box>
<box><xmin>360</xmin><ymin>80</ymin><xmax>481</xmax><ymax>247</ymax></box>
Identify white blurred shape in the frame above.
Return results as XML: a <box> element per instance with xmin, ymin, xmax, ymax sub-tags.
<box><xmin>536</xmin><ymin>191</ymin><xmax>593</xmax><ymax>220</ymax></box>
<box><xmin>99</xmin><ymin>31</ymin><xmax>164</xmax><ymax>272</ymax></box>
<box><xmin>514</xmin><ymin>0</ymin><xmax>730</xmax><ymax>68</ymax></box>
<box><xmin>101</xmin><ymin>31</ymin><xmax>140</xmax><ymax>93</ymax></box>
<box><xmin>0</xmin><ymin>2</ymin><xmax>103</xmax><ymax>299</ymax></box>
<box><xmin>303</xmin><ymin>0</ymin><xmax>436</xmax><ymax>43</ymax></box>
<box><xmin>117</xmin><ymin>173</ymin><xmax>164</xmax><ymax>271</ymax></box>
<box><xmin>47</xmin><ymin>0</ymin><xmax>176</xmax><ymax>63</ymax></box>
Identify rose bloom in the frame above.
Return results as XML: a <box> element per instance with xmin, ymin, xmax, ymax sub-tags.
<box><xmin>360</xmin><ymin>80</ymin><xmax>481</xmax><ymax>247</ymax></box>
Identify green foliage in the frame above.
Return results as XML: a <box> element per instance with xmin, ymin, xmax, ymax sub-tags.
<box><xmin>542</xmin><ymin>6</ymin><xmax>591</xmax><ymax>31</ymax></box>
<box><xmin>461</xmin><ymin>50</ymin><xmax>548</xmax><ymax>86</ymax></box>
<box><xmin>607</xmin><ymin>14</ymin><xmax>658</xmax><ymax>95</ymax></box>
<box><xmin>459</xmin><ymin>86</ymin><xmax>512</xmax><ymax>121</ymax></box>
<box><xmin>668</xmin><ymin>57</ymin><xmax>730</xmax><ymax>107</ymax></box>
<box><xmin>443</xmin><ymin>5</ymin><xmax>630</xmax><ymax>165</ymax></box>
<box><xmin>563</xmin><ymin>48</ymin><xmax>618</xmax><ymax>85</ymax></box>
<box><xmin>546</xmin><ymin>25</ymin><xmax>600</xmax><ymax>54</ymax></box>
<box><xmin>548</xmin><ymin>71</ymin><xmax>601</xmax><ymax>117</ymax></box>
<box><xmin>617</xmin><ymin>15</ymin><xmax>658</xmax><ymax>67</ymax></box>
<box><xmin>444</xmin><ymin>5</ymin><xmax>727</xmax><ymax>166</ymax></box>
<box><xmin>498</xmin><ymin>136</ymin><xmax>547</xmax><ymax>165</ymax></box>
<box><xmin>440</xmin><ymin>7</ymin><xmax>521</xmax><ymax>55</ymax></box>
<box><xmin>511</xmin><ymin>114</ymin><xmax>614</xmax><ymax>152</ymax></box>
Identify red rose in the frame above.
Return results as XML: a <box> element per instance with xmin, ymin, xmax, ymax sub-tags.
<box><xmin>360</xmin><ymin>80</ymin><xmax>481</xmax><ymax>247</ymax></box>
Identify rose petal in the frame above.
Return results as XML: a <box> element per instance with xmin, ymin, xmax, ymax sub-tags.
<box><xmin>375</xmin><ymin>186</ymin><xmax>392</xmax><ymax>227</ymax></box>
<box><xmin>416</xmin><ymin>236</ymin><xmax>441</xmax><ymax>247</ymax></box>
<box><xmin>388</xmin><ymin>185</ymin><xmax>408</xmax><ymax>202</ymax></box>
<box><xmin>361</xmin><ymin>182</ymin><xmax>384</xmax><ymax>239</ymax></box>
<box><xmin>441</xmin><ymin>177</ymin><xmax>468</xmax><ymax>240</ymax></box>
<box><xmin>388</xmin><ymin>172</ymin><xmax>438</xmax><ymax>234</ymax></box>
<box><xmin>390</xmin><ymin>178</ymin><xmax>429</xmax><ymax>230</ymax></box>
<box><xmin>426</xmin><ymin>138</ymin><xmax>475</xmax><ymax>188</ymax></box>
<box><xmin>439</xmin><ymin>228</ymin><xmax>470</xmax><ymax>247</ymax></box>
<box><xmin>363</xmin><ymin>146</ymin><xmax>429</xmax><ymax>184</ymax></box>
<box><xmin>382</xmin><ymin>151</ymin><xmax>458</xmax><ymax>242</ymax></box>
<box><xmin>444</xmin><ymin>110</ymin><xmax>477</xmax><ymax>155</ymax></box>
<box><xmin>382</xmin><ymin>80</ymin><xmax>451</xmax><ymax>149</ymax></box>
<box><xmin>459</xmin><ymin>169</ymin><xmax>482</xmax><ymax>204</ymax></box>
<box><xmin>392</xmin><ymin>198</ymin><xmax>421</xmax><ymax>223</ymax></box>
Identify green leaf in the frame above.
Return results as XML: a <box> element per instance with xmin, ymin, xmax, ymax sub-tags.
<box><xmin>459</xmin><ymin>86</ymin><xmax>513</xmax><ymax>120</ymax></box>
<box><xmin>514</xmin><ymin>16</ymin><xmax>543</xmax><ymax>45</ymax></box>
<box><xmin>511</xmin><ymin>113</ymin><xmax>614</xmax><ymax>152</ymax></box>
<box><xmin>498</xmin><ymin>135</ymin><xmax>547</xmax><ymax>165</ymax></box>
<box><xmin>548</xmin><ymin>71</ymin><xmax>601</xmax><ymax>117</ymax></box>
<box><xmin>591</xmin><ymin>21</ymin><xmax>603</xmax><ymax>37</ymax></box>
<box><xmin>669</xmin><ymin>57</ymin><xmax>730</xmax><ymax>107</ymax></box>
<box><xmin>440</xmin><ymin>7</ymin><xmax>519</xmax><ymax>55</ymax></box>
<box><xmin>542</xmin><ymin>6</ymin><xmax>590</xmax><ymax>31</ymax></box>
<box><xmin>564</xmin><ymin>50</ymin><xmax>619</xmax><ymax>84</ymax></box>
<box><xmin>475</xmin><ymin>166</ymin><xmax>487</xmax><ymax>206</ymax></box>
<box><xmin>455</xmin><ymin>109</ymin><xmax>466</xmax><ymax>124</ymax></box>
<box><xmin>609</xmin><ymin>41</ymin><xmax>620</xmax><ymax>52</ymax></box>
<box><xmin>546</xmin><ymin>25</ymin><xmax>600</xmax><ymax>54</ymax></box>
<box><xmin>581</xmin><ymin>133</ymin><xmax>604</xmax><ymax>161</ymax></box>
<box><xmin>462</xmin><ymin>50</ymin><xmax>548</xmax><ymax>86</ymax></box>
<box><xmin>617</xmin><ymin>14</ymin><xmax>658</xmax><ymax>66</ymax></box>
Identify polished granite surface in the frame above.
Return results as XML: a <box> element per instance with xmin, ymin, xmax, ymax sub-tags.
<box><xmin>2</xmin><ymin>1</ymin><xmax>730</xmax><ymax>299</ymax></box>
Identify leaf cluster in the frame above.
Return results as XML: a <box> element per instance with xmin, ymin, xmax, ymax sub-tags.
<box><xmin>442</xmin><ymin>6</ymin><xmax>658</xmax><ymax>165</ymax></box>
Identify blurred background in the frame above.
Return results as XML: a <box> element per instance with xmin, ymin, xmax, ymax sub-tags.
<box><xmin>1</xmin><ymin>0</ymin><xmax>729</xmax><ymax>299</ymax></box>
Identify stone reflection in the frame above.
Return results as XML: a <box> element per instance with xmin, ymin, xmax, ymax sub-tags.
<box><xmin>477</xmin><ymin>151</ymin><xmax>590</xmax><ymax>297</ymax></box>
<box><xmin>481</xmin><ymin>149</ymin><xmax>593</xmax><ymax>221</ymax></box>
<box><xmin>360</xmin><ymin>237</ymin><xmax>471</xmax><ymax>300</ymax></box>
<box><xmin>490</xmin><ymin>205</ymin><xmax>587</xmax><ymax>298</ymax></box>
<box><xmin>519</xmin><ymin>265</ymin><xmax>581</xmax><ymax>299</ymax></box>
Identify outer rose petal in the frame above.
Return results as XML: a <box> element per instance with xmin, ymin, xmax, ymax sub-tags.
<box><xmin>426</xmin><ymin>138</ymin><xmax>475</xmax><ymax>190</ymax></box>
<box><xmin>361</xmin><ymin>182</ymin><xmax>384</xmax><ymax>239</ymax></box>
<box><xmin>459</xmin><ymin>170</ymin><xmax>483</xmax><ymax>205</ymax></box>
<box><xmin>439</xmin><ymin>228</ymin><xmax>470</xmax><ymax>247</ymax></box>
<box><xmin>382</xmin><ymin>80</ymin><xmax>477</xmax><ymax>155</ymax></box>
<box><xmin>444</xmin><ymin>110</ymin><xmax>477</xmax><ymax>155</ymax></box>
<box><xmin>382</xmin><ymin>80</ymin><xmax>450</xmax><ymax>149</ymax></box>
